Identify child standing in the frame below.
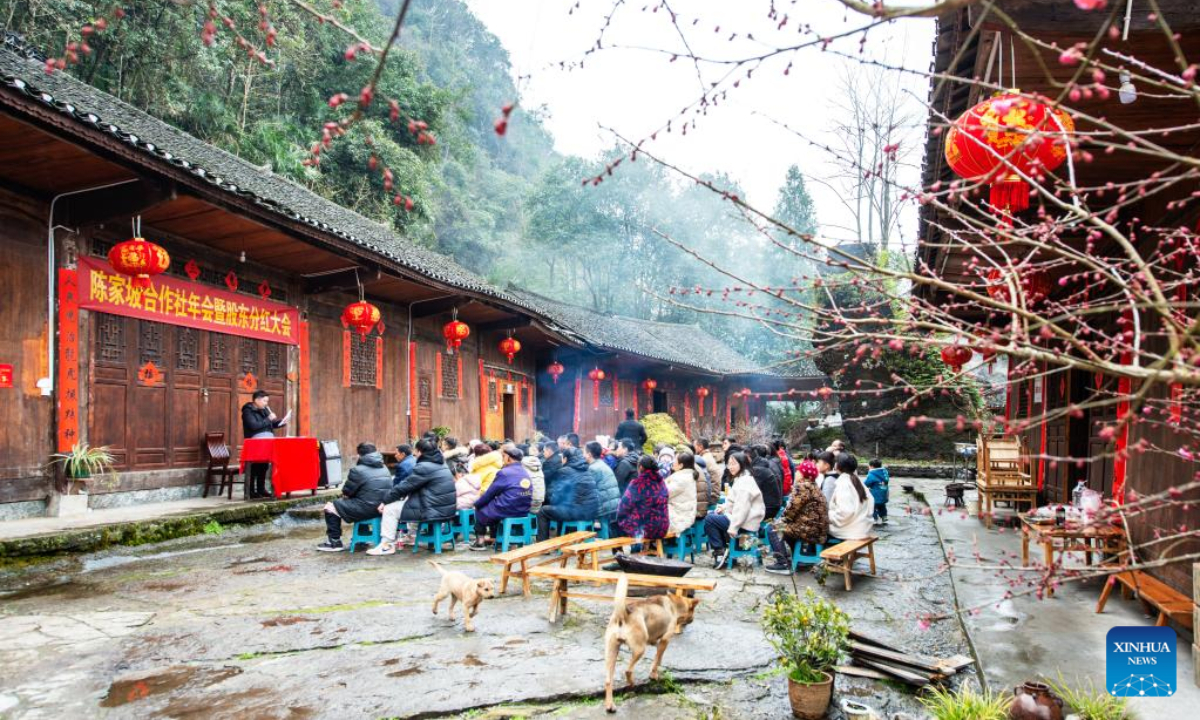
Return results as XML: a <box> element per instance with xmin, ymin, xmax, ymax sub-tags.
<box><xmin>864</xmin><ymin>458</ymin><xmax>890</xmax><ymax>526</ymax></box>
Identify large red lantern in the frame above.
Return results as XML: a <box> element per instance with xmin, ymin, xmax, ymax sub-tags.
<box><xmin>547</xmin><ymin>360</ymin><xmax>565</xmax><ymax>384</ymax></box>
<box><xmin>341</xmin><ymin>300</ymin><xmax>381</xmax><ymax>339</ymax></box>
<box><xmin>817</xmin><ymin>386</ymin><xmax>834</xmax><ymax>400</ymax></box>
<box><xmin>108</xmin><ymin>237</ymin><xmax>170</xmax><ymax>289</ymax></box>
<box><xmin>986</xmin><ymin>266</ymin><xmax>1051</xmax><ymax>306</ymax></box>
<box><xmin>945</xmin><ymin>92</ymin><xmax>1074</xmax><ymax>216</ymax></box>
<box><xmin>642</xmin><ymin>378</ymin><xmax>658</xmax><ymax>391</ymax></box>
<box><xmin>940</xmin><ymin>343</ymin><xmax>974</xmax><ymax>373</ymax></box>
<box><xmin>498</xmin><ymin>335</ymin><xmax>521</xmax><ymax>364</ymax></box>
<box><xmin>696</xmin><ymin>386</ymin><xmax>710</xmax><ymax>399</ymax></box>
<box><xmin>443</xmin><ymin>315</ymin><xmax>470</xmax><ymax>354</ymax></box>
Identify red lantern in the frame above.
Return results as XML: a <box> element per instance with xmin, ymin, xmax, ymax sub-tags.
<box><xmin>940</xmin><ymin>343</ymin><xmax>974</xmax><ymax>373</ymax></box>
<box><xmin>498</xmin><ymin>336</ymin><xmax>521</xmax><ymax>364</ymax></box>
<box><xmin>642</xmin><ymin>378</ymin><xmax>658</xmax><ymax>391</ymax></box>
<box><xmin>547</xmin><ymin>361</ymin><xmax>565</xmax><ymax>384</ymax></box>
<box><xmin>739</xmin><ymin>388</ymin><xmax>752</xmax><ymax>397</ymax></box>
<box><xmin>696</xmin><ymin>386</ymin><xmax>710</xmax><ymax>398</ymax></box>
<box><xmin>443</xmin><ymin>319</ymin><xmax>470</xmax><ymax>354</ymax></box>
<box><xmin>108</xmin><ymin>237</ymin><xmax>170</xmax><ymax>289</ymax></box>
<box><xmin>341</xmin><ymin>300</ymin><xmax>381</xmax><ymax>339</ymax></box>
<box><xmin>986</xmin><ymin>266</ymin><xmax>1051</xmax><ymax>305</ymax></box>
<box><xmin>588</xmin><ymin>367</ymin><xmax>606</xmax><ymax>410</ymax></box>
<box><xmin>817</xmin><ymin>386</ymin><xmax>834</xmax><ymax>400</ymax></box>
<box><xmin>945</xmin><ymin>92</ymin><xmax>1074</xmax><ymax>216</ymax></box>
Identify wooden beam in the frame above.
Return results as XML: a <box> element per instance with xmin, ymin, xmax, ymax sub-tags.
<box><xmin>302</xmin><ymin>267</ymin><xmax>366</xmax><ymax>295</ymax></box>
<box><xmin>62</xmin><ymin>179</ymin><xmax>175</xmax><ymax>227</ymax></box>
<box><xmin>410</xmin><ymin>296</ymin><xmax>473</xmax><ymax>319</ymax></box>
<box><xmin>474</xmin><ymin>317</ymin><xmax>533</xmax><ymax>334</ymax></box>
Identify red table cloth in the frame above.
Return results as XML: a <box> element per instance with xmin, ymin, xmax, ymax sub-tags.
<box><xmin>239</xmin><ymin>437</ymin><xmax>320</xmax><ymax>498</ymax></box>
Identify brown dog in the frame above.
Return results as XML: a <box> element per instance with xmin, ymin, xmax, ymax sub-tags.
<box><xmin>603</xmin><ymin>576</ymin><xmax>700</xmax><ymax>713</ymax></box>
<box><xmin>429</xmin><ymin>560</ymin><xmax>495</xmax><ymax>632</ymax></box>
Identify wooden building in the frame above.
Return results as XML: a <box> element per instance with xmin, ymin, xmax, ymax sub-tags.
<box><xmin>0</xmin><ymin>39</ymin><xmax>821</xmax><ymax>520</ymax></box>
<box><xmin>915</xmin><ymin>3</ymin><xmax>1199</xmax><ymax>594</ymax></box>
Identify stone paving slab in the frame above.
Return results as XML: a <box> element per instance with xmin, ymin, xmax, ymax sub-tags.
<box><xmin>0</xmin><ymin>491</ymin><xmax>967</xmax><ymax>719</ymax></box>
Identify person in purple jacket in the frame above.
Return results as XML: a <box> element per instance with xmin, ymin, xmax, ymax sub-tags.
<box><xmin>468</xmin><ymin>446</ymin><xmax>533</xmax><ymax>551</ymax></box>
<box><xmin>616</xmin><ymin>455</ymin><xmax>670</xmax><ymax>541</ymax></box>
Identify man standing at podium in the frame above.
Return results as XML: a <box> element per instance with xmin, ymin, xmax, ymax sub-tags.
<box><xmin>242</xmin><ymin>390</ymin><xmax>286</xmax><ymax>498</ymax></box>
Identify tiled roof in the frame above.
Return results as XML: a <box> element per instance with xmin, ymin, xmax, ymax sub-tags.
<box><xmin>0</xmin><ymin>39</ymin><xmax>822</xmax><ymax>381</ymax></box>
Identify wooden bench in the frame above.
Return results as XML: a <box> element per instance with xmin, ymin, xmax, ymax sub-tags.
<box><xmin>1095</xmin><ymin>570</ymin><xmax>1195</xmax><ymax>631</ymax></box>
<box><xmin>558</xmin><ymin>535</ymin><xmax>668</xmax><ymax>571</ymax></box>
<box><xmin>489</xmin><ymin>531</ymin><xmax>596</xmax><ymax>596</ymax></box>
<box><xmin>526</xmin><ymin>565</ymin><xmax>717</xmax><ymax>622</ymax></box>
<box><xmin>820</xmin><ymin>537</ymin><xmax>878</xmax><ymax>591</ymax></box>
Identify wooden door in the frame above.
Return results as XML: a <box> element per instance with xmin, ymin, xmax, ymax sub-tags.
<box><xmin>89</xmin><ymin>313</ymin><xmax>289</xmax><ymax>471</ymax></box>
<box><xmin>502</xmin><ymin>392</ymin><xmax>515</xmax><ymax>440</ymax></box>
<box><xmin>1041</xmin><ymin>372</ymin><xmax>1070</xmax><ymax>504</ymax></box>
<box><xmin>1086</xmin><ymin>373</ymin><xmax>1117</xmax><ymax>498</ymax></box>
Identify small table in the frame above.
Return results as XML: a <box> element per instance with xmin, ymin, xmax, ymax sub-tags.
<box><xmin>1019</xmin><ymin>514</ymin><xmax>1127</xmax><ymax>596</ymax></box>
<box><xmin>239</xmin><ymin>437</ymin><xmax>320</xmax><ymax>498</ymax></box>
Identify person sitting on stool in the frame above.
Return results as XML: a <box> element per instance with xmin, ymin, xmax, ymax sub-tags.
<box><xmin>241</xmin><ymin>389</ymin><xmax>286</xmax><ymax>498</ymax></box>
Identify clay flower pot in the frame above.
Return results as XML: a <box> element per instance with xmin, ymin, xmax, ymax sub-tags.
<box><xmin>1009</xmin><ymin>681</ymin><xmax>1064</xmax><ymax>720</ymax></box>
<box><xmin>787</xmin><ymin>670</ymin><xmax>833</xmax><ymax>720</ymax></box>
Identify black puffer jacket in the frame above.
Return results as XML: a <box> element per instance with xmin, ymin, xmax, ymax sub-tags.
<box><xmin>545</xmin><ymin>448</ymin><xmax>599</xmax><ymax>520</ymax></box>
<box><xmin>240</xmin><ymin>402</ymin><xmax>282</xmax><ymax>438</ymax></box>
<box><xmin>383</xmin><ymin>449</ymin><xmax>457</xmax><ymax>522</ymax></box>
<box><xmin>332</xmin><ymin>453</ymin><xmax>392</xmax><ymax>522</ymax></box>
<box><xmin>751</xmin><ymin>457</ymin><xmax>783</xmax><ymax>519</ymax></box>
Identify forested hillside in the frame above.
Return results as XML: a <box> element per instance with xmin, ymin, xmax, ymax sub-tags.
<box><xmin>3</xmin><ymin>0</ymin><xmax>818</xmax><ymax>366</ymax></box>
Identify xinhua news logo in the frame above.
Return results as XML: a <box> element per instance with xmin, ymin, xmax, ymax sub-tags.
<box><xmin>1106</xmin><ymin>626</ymin><xmax>1176</xmax><ymax>697</ymax></box>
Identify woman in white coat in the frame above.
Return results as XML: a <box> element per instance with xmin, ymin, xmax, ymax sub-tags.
<box><xmin>665</xmin><ymin>451</ymin><xmax>699</xmax><ymax>538</ymax></box>
<box><xmin>702</xmin><ymin>451</ymin><xmax>765</xmax><ymax>567</ymax></box>
<box><xmin>827</xmin><ymin>453</ymin><xmax>875</xmax><ymax>541</ymax></box>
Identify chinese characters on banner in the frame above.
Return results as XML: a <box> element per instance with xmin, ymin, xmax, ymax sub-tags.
<box><xmin>57</xmin><ymin>269</ymin><xmax>80</xmax><ymax>452</ymax></box>
<box><xmin>78</xmin><ymin>257</ymin><xmax>299</xmax><ymax>345</ymax></box>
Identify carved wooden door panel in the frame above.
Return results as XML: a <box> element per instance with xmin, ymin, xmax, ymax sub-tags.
<box><xmin>90</xmin><ymin>312</ymin><xmax>132</xmax><ymax>469</ymax></box>
<box><xmin>417</xmin><ymin>373</ymin><xmax>434</xmax><ymax>434</ymax></box>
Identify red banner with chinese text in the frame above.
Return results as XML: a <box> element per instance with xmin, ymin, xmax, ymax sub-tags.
<box><xmin>78</xmin><ymin>257</ymin><xmax>299</xmax><ymax>345</ymax></box>
<box><xmin>57</xmin><ymin>268</ymin><xmax>80</xmax><ymax>452</ymax></box>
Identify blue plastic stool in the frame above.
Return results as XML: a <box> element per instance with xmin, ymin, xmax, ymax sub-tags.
<box><xmin>724</xmin><ymin>529</ymin><xmax>764</xmax><ymax>569</ymax></box>
<box><xmin>453</xmin><ymin>509</ymin><xmax>475</xmax><ymax>544</ymax></box>
<box><xmin>556</xmin><ymin>519</ymin><xmax>595</xmax><ymax>537</ymax></box>
<box><xmin>596</xmin><ymin>517</ymin><xmax>614</xmax><ymax>540</ymax></box>
<box><xmin>667</xmin><ymin>526</ymin><xmax>698</xmax><ymax>562</ymax></box>
<box><xmin>412</xmin><ymin>518</ymin><xmax>457</xmax><ymax>554</ymax></box>
<box><xmin>689</xmin><ymin>522</ymin><xmax>708</xmax><ymax>553</ymax></box>
<box><xmin>498</xmin><ymin>515</ymin><xmax>534</xmax><ymax>552</ymax></box>
<box><xmin>347</xmin><ymin>517</ymin><xmax>381</xmax><ymax>553</ymax></box>
<box><xmin>790</xmin><ymin>542</ymin><xmax>826</xmax><ymax>570</ymax></box>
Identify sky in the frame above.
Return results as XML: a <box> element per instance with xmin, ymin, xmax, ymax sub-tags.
<box><xmin>466</xmin><ymin>0</ymin><xmax>938</xmax><ymax>248</ymax></box>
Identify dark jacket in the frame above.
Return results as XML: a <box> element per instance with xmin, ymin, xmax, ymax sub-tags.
<box><xmin>332</xmin><ymin>452</ymin><xmax>392</xmax><ymax>522</ymax></box>
<box><xmin>614</xmin><ymin>419</ymin><xmax>648</xmax><ymax>449</ymax></box>
<box><xmin>616</xmin><ymin>469</ymin><xmax>670</xmax><ymax>540</ymax></box>
<box><xmin>751</xmin><ymin>457</ymin><xmax>783</xmax><ymax>519</ymax></box>
<box><xmin>864</xmin><ymin>467</ymin><xmax>890</xmax><ymax>506</ymax></box>
<box><xmin>613</xmin><ymin>455</ymin><xmax>638</xmax><ymax>496</ymax></box>
<box><xmin>383</xmin><ymin>450</ymin><xmax>457</xmax><ymax>522</ymax></box>
<box><xmin>591</xmin><ymin>459</ymin><xmax>620</xmax><ymax>518</ymax></box>
<box><xmin>770</xmin><ymin>452</ymin><xmax>795</xmax><ymax>496</ymax></box>
<box><xmin>542</xmin><ymin>449</ymin><xmax>564</xmax><ymax>488</ymax></box>
<box><xmin>240</xmin><ymin>402</ymin><xmax>282</xmax><ymax>438</ymax></box>
<box><xmin>778</xmin><ymin>481</ymin><xmax>829</xmax><ymax>545</ymax></box>
<box><xmin>475</xmin><ymin>462</ymin><xmax>533</xmax><ymax>527</ymax></box>
<box><xmin>545</xmin><ymin>448</ymin><xmax>599</xmax><ymax>520</ymax></box>
<box><xmin>392</xmin><ymin>454</ymin><xmax>416</xmax><ymax>486</ymax></box>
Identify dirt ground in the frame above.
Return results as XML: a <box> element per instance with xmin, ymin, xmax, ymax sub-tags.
<box><xmin>0</xmin><ymin>491</ymin><xmax>972</xmax><ymax>719</ymax></box>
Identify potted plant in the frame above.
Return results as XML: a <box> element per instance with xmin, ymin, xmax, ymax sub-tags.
<box><xmin>919</xmin><ymin>685</ymin><xmax>1012</xmax><ymax>720</ymax></box>
<box><xmin>48</xmin><ymin>443</ymin><xmax>115</xmax><ymax>516</ymax></box>
<box><xmin>761</xmin><ymin>588</ymin><xmax>850</xmax><ymax>719</ymax></box>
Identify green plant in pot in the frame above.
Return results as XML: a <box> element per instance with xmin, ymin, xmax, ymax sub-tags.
<box><xmin>761</xmin><ymin>588</ymin><xmax>849</xmax><ymax>719</ymax></box>
<box><xmin>49</xmin><ymin>442</ymin><xmax>116</xmax><ymax>494</ymax></box>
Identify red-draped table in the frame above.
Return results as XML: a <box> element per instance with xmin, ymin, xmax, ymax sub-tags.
<box><xmin>239</xmin><ymin>437</ymin><xmax>320</xmax><ymax>498</ymax></box>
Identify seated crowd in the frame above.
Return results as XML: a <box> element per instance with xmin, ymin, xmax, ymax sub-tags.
<box><xmin>316</xmin><ymin>412</ymin><xmax>888</xmax><ymax>576</ymax></box>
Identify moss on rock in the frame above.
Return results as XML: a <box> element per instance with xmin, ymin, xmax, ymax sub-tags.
<box><xmin>640</xmin><ymin>413</ymin><xmax>688</xmax><ymax>455</ymax></box>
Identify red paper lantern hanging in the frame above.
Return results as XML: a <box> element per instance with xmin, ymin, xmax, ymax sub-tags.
<box><xmin>588</xmin><ymin>367</ymin><xmax>606</xmax><ymax>410</ymax></box>
<box><xmin>739</xmin><ymin>388</ymin><xmax>752</xmax><ymax>397</ymax></box>
<box><xmin>817</xmin><ymin>386</ymin><xmax>834</xmax><ymax>400</ymax></box>
<box><xmin>547</xmin><ymin>360</ymin><xmax>565</xmax><ymax>384</ymax></box>
<box><xmin>108</xmin><ymin>237</ymin><xmax>170</xmax><ymax>289</ymax></box>
<box><xmin>443</xmin><ymin>314</ymin><xmax>470</xmax><ymax>354</ymax></box>
<box><xmin>696</xmin><ymin>386</ymin><xmax>710</xmax><ymax>399</ymax></box>
<box><xmin>940</xmin><ymin>343</ymin><xmax>974</xmax><ymax>373</ymax></box>
<box><xmin>341</xmin><ymin>300</ymin><xmax>381</xmax><ymax>339</ymax></box>
<box><xmin>498</xmin><ymin>335</ymin><xmax>521</xmax><ymax>364</ymax></box>
<box><xmin>944</xmin><ymin>92</ymin><xmax>1074</xmax><ymax>216</ymax></box>
<box><xmin>642</xmin><ymin>378</ymin><xmax>658</xmax><ymax>392</ymax></box>
<box><xmin>985</xmin><ymin>266</ymin><xmax>1052</xmax><ymax>306</ymax></box>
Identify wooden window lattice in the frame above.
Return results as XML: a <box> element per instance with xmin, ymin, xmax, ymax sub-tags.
<box><xmin>209</xmin><ymin>333</ymin><xmax>230</xmax><ymax>373</ymax></box>
<box><xmin>97</xmin><ymin>312</ymin><xmax>125</xmax><ymax>364</ymax></box>
<box><xmin>419</xmin><ymin>377</ymin><xmax>433</xmax><ymax>408</ymax></box>
<box><xmin>599</xmin><ymin>378</ymin><xmax>614</xmax><ymax>407</ymax></box>
<box><xmin>488</xmin><ymin>378</ymin><xmax>499</xmax><ymax>410</ymax></box>
<box><xmin>265</xmin><ymin>343</ymin><xmax>284</xmax><ymax>379</ymax></box>
<box><xmin>239</xmin><ymin>337</ymin><xmax>258</xmax><ymax>375</ymax></box>
<box><xmin>175</xmin><ymin>327</ymin><xmax>199</xmax><ymax>371</ymax></box>
<box><xmin>349</xmin><ymin>333</ymin><xmax>378</xmax><ymax>387</ymax></box>
<box><xmin>441</xmin><ymin>352</ymin><xmax>459</xmax><ymax>398</ymax></box>
<box><xmin>139</xmin><ymin>321</ymin><xmax>164</xmax><ymax>366</ymax></box>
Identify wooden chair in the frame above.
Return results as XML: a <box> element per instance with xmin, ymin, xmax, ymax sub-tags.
<box><xmin>203</xmin><ymin>432</ymin><xmax>243</xmax><ymax>499</ymax></box>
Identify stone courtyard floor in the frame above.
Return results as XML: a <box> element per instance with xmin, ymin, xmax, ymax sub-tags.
<box><xmin>0</xmin><ymin>489</ymin><xmax>967</xmax><ymax>719</ymax></box>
